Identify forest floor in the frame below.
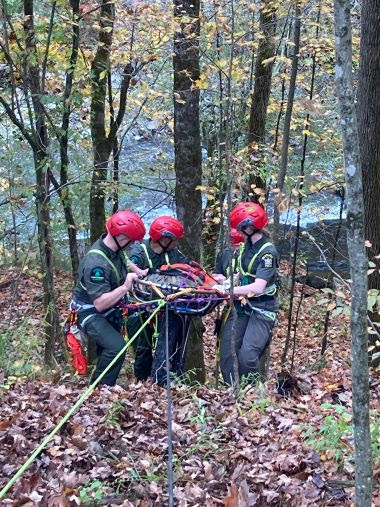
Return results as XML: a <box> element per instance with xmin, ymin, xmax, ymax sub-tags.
<box><xmin>0</xmin><ymin>266</ymin><xmax>379</xmax><ymax>506</ymax></box>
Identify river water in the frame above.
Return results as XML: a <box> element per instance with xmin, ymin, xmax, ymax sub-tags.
<box><xmin>2</xmin><ymin>135</ymin><xmax>346</xmax><ymax>270</ymax></box>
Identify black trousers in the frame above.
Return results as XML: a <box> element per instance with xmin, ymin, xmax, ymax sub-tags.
<box><xmin>127</xmin><ymin>311</ymin><xmax>154</xmax><ymax>381</ymax></box>
<box><xmin>220</xmin><ymin>308</ymin><xmax>275</xmax><ymax>385</ymax></box>
<box><xmin>78</xmin><ymin>312</ymin><xmax>126</xmax><ymax>386</ymax></box>
<box><xmin>151</xmin><ymin>311</ymin><xmax>188</xmax><ymax>385</ymax></box>
<box><xmin>131</xmin><ymin>310</ymin><xmax>189</xmax><ymax>385</ymax></box>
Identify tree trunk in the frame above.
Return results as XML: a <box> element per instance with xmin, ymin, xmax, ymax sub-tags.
<box><xmin>89</xmin><ymin>0</ymin><xmax>115</xmax><ymax>244</ymax></box>
<box><xmin>34</xmin><ymin>153</ymin><xmax>61</xmax><ymax>366</ymax></box>
<box><xmin>277</xmin><ymin>5</ymin><xmax>301</xmax><ymax>191</ymax></box>
<box><xmin>247</xmin><ymin>0</ymin><xmax>277</xmax><ymax>193</ymax></box>
<box><xmin>357</xmin><ymin>0</ymin><xmax>380</xmax><ymax>364</ymax></box>
<box><xmin>281</xmin><ymin>7</ymin><xmax>319</xmax><ymax>367</ymax></box>
<box><xmin>173</xmin><ymin>0</ymin><xmax>202</xmax><ymax>262</ymax></box>
<box><xmin>112</xmin><ymin>137</ymin><xmax>120</xmax><ymax>214</ymax></box>
<box><xmin>24</xmin><ymin>0</ymin><xmax>60</xmax><ymax>366</ymax></box>
<box><xmin>183</xmin><ymin>317</ymin><xmax>206</xmax><ymax>383</ymax></box>
<box><xmin>273</xmin><ymin>5</ymin><xmax>301</xmax><ymax>246</ymax></box>
<box><xmin>59</xmin><ymin>0</ymin><xmax>80</xmax><ymax>280</ymax></box>
<box><xmin>334</xmin><ymin>0</ymin><xmax>373</xmax><ymax>504</ymax></box>
<box><xmin>89</xmin><ymin>1</ymin><xmax>139</xmax><ymax>245</ymax></box>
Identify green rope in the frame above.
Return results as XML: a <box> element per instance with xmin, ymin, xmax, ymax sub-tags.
<box><xmin>0</xmin><ymin>300</ymin><xmax>166</xmax><ymax>500</ymax></box>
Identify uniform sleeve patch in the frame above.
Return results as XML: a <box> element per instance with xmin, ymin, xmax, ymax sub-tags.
<box><xmin>90</xmin><ymin>266</ymin><xmax>106</xmax><ymax>283</ymax></box>
<box><xmin>261</xmin><ymin>253</ymin><xmax>274</xmax><ymax>268</ymax></box>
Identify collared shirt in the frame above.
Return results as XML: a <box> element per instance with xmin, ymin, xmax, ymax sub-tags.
<box><xmin>73</xmin><ymin>235</ymin><xmax>128</xmax><ymax>304</ymax></box>
<box><xmin>128</xmin><ymin>239</ymin><xmax>189</xmax><ymax>271</ymax></box>
<box><xmin>239</xmin><ymin>235</ymin><xmax>278</xmax><ymax>285</ymax></box>
<box><xmin>238</xmin><ymin>235</ymin><xmax>279</xmax><ymax>312</ymax></box>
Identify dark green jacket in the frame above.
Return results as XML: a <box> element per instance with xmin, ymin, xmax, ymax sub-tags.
<box><xmin>128</xmin><ymin>239</ymin><xmax>189</xmax><ymax>271</ymax></box>
<box><xmin>214</xmin><ymin>247</ymin><xmax>239</xmax><ymax>278</ymax></box>
<box><xmin>73</xmin><ymin>235</ymin><xmax>128</xmax><ymax>305</ymax></box>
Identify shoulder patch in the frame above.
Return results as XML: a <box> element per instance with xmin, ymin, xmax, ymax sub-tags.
<box><xmin>261</xmin><ymin>253</ymin><xmax>274</xmax><ymax>269</ymax></box>
<box><xmin>90</xmin><ymin>266</ymin><xmax>106</xmax><ymax>283</ymax></box>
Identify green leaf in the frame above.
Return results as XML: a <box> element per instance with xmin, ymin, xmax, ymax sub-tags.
<box><xmin>331</xmin><ymin>306</ymin><xmax>343</xmax><ymax>317</ymax></box>
<box><xmin>368</xmin><ymin>295</ymin><xmax>377</xmax><ymax>312</ymax></box>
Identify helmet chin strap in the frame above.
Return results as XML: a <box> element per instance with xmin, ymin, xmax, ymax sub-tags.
<box><xmin>157</xmin><ymin>238</ymin><xmax>174</xmax><ymax>253</ymax></box>
<box><xmin>113</xmin><ymin>236</ymin><xmax>131</xmax><ymax>251</ymax></box>
<box><xmin>241</xmin><ymin>227</ymin><xmax>259</xmax><ymax>241</ymax></box>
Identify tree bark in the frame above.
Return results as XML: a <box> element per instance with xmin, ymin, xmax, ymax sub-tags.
<box><xmin>277</xmin><ymin>5</ymin><xmax>301</xmax><ymax>191</ymax></box>
<box><xmin>173</xmin><ymin>0</ymin><xmax>202</xmax><ymax>262</ymax></box>
<box><xmin>59</xmin><ymin>0</ymin><xmax>80</xmax><ymax>280</ymax></box>
<box><xmin>89</xmin><ymin>0</ymin><xmax>141</xmax><ymax>244</ymax></box>
<box><xmin>357</xmin><ymin>0</ymin><xmax>380</xmax><ymax>364</ymax></box>
<box><xmin>247</xmin><ymin>0</ymin><xmax>277</xmax><ymax>193</ymax></box>
<box><xmin>89</xmin><ymin>0</ymin><xmax>115</xmax><ymax>244</ymax></box>
<box><xmin>334</xmin><ymin>0</ymin><xmax>373</xmax><ymax>504</ymax></box>
<box><xmin>273</xmin><ymin>6</ymin><xmax>300</xmax><ymax>246</ymax></box>
<box><xmin>23</xmin><ymin>0</ymin><xmax>60</xmax><ymax>366</ymax></box>
<box><xmin>183</xmin><ymin>317</ymin><xmax>206</xmax><ymax>383</ymax></box>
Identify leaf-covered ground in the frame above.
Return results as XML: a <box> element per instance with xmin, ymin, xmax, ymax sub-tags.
<box><xmin>0</xmin><ymin>267</ymin><xmax>379</xmax><ymax>506</ymax></box>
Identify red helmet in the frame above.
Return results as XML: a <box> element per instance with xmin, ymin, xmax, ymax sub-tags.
<box><xmin>149</xmin><ymin>216</ymin><xmax>184</xmax><ymax>241</ymax></box>
<box><xmin>230</xmin><ymin>202</ymin><xmax>268</xmax><ymax>231</ymax></box>
<box><xmin>230</xmin><ymin>228</ymin><xmax>244</xmax><ymax>245</ymax></box>
<box><xmin>106</xmin><ymin>210</ymin><xmax>146</xmax><ymax>241</ymax></box>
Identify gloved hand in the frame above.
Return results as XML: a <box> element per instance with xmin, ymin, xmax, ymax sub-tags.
<box><xmin>212</xmin><ymin>284</ymin><xmax>227</xmax><ymax>294</ymax></box>
<box><xmin>222</xmin><ymin>279</ymin><xmax>231</xmax><ymax>291</ymax></box>
<box><xmin>213</xmin><ymin>283</ymin><xmax>229</xmax><ymax>294</ymax></box>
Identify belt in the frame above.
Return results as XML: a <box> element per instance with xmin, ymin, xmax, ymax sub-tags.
<box><xmin>247</xmin><ymin>304</ymin><xmax>277</xmax><ymax>322</ymax></box>
<box><xmin>70</xmin><ymin>300</ymin><xmax>117</xmax><ymax>328</ymax></box>
<box><xmin>248</xmin><ymin>294</ymin><xmax>276</xmax><ymax>302</ymax></box>
<box><xmin>70</xmin><ymin>300</ymin><xmax>95</xmax><ymax>311</ymax></box>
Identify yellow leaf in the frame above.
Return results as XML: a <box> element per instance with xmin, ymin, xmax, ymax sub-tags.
<box><xmin>327</xmin><ymin>301</ymin><xmax>336</xmax><ymax>311</ymax></box>
<box><xmin>194</xmin><ymin>78</ymin><xmax>209</xmax><ymax>89</ymax></box>
<box><xmin>0</xmin><ymin>178</ymin><xmax>9</xmax><ymax>190</ymax></box>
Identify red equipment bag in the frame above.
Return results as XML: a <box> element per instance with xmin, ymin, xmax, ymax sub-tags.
<box><xmin>159</xmin><ymin>262</ymin><xmax>217</xmax><ymax>285</ymax></box>
<box><xmin>67</xmin><ymin>331</ymin><xmax>88</xmax><ymax>375</ymax></box>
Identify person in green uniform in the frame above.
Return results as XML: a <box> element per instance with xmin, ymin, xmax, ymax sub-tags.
<box><xmin>128</xmin><ymin>215</ymin><xmax>190</xmax><ymax>384</ymax></box>
<box><xmin>216</xmin><ymin>202</ymin><xmax>279</xmax><ymax>385</ymax></box>
<box><xmin>71</xmin><ymin>210</ymin><xmax>146</xmax><ymax>386</ymax></box>
<box><xmin>212</xmin><ymin>228</ymin><xmax>244</xmax><ymax>283</ymax></box>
